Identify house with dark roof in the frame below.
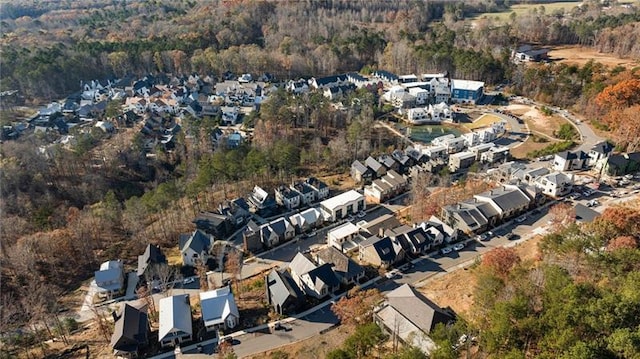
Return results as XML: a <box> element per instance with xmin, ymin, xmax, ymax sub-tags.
<box><xmin>441</xmin><ymin>201</ymin><xmax>489</xmax><ymax>234</ymax></box>
<box><xmin>260</xmin><ymin>217</ymin><xmax>295</xmax><ymax>248</ymax></box>
<box><xmin>248</xmin><ymin>185</ymin><xmax>277</xmax><ymax>215</ymax></box>
<box><xmin>305</xmin><ymin>177</ymin><xmax>329</xmax><ymax>201</ymax></box>
<box><xmin>192</xmin><ymin>211</ymin><xmax>232</xmax><ymax>239</ymax></box>
<box><xmin>309</xmin><ymin>74</ymin><xmax>349</xmax><ymax>89</ymax></box>
<box><xmin>137</xmin><ymin>244</ymin><xmax>167</xmax><ymax>280</ymax></box>
<box><xmin>179</xmin><ymin>230</ymin><xmax>212</xmax><ymax>267</ymax></box>
<box><xmin>290</xmin><ymin>181</ymin><xmax>316</xmax><ymax>205</ymax></box>
<box><xmin>265</xmin><ymin>269</ymin><xmax>305</xmax><ymax>315</ymax></box>
<box><xmin>275</xmin><ymin>185</ymin><xmax>302</xmax><ymax>210</ymax></box>
<box><xmin>315</xmin><ymin>246</ymin><xmax>365</xmax><ymax>286</ymax></box>
<box><xmin>511</xmin><ymin>45</ymin><xmax>549</xmax><ymax>63</ymax></box>
<box><xmin>386</xmin><ymin>226</ymin><xmax>434</xmax><ymax>256</ymax></box>
<box><xmin>243</xmin><ymin>220</ymin><xmax>264</xmax><ymax>253</ymax></box>
<box><xmin>553</xmin><ymin>150</ymin><xmax>588</xmax><ymax>172</ymax></box>
<box><xmin>358</xmin><ymin>236</ymin><xmax>403</xmax><ymax>269</ymax></box>
<box><xmin>111</xmin><ymin>303</ymin><xmax>149</xmax><ymax>358</ymax></box>
<box><xmin>372</xmin><ymin>70</ymin><xmax>399</xmax><ymax>84</ymax></box>
<box><xmin>392</xmin><ymin>150</ymin><xmax>414</xmax><ymax>174</ymax></box>
<box><xmin>374</xmin><ymin>284</ymin><xmax>454</xmax><ymax>355</ymax></box>
<box><xmin>289</xmin><ymin>253</ymin><xmax>340</xmax><ymax>299</ymax></box>
<box><xmin>351</xmin><ymin>160</ymin><xmax>374</xmax><ymax>184</ymax></box>
<box><xmin>365</xmin><ymin>156</ymin><xmax>387</xmax><ymax>178</ymax></box>
<box><xmin>357</xmin><ymin>214</ymin><xmax>402</xmax><ymax>238</ymax></box>
<box><xmin>604</xmin><ymin>152</ymin><xmax>640</xmax><ymax>176</ymax></box>
<box><xmin>588</xmin><ymin>141</ymin><xmax>615</xmax><ymax>169</ymax></box>
<box><xmin>378</xmin><ymin>154</ymin><xmax>401</xmax><ymax>173</ymax></box>
<box><xmin>473</xmin><ymin>184</ymin><xmax>532</xmax><ymax>220</ymax></box>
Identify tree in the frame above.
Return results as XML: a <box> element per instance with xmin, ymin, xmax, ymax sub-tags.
<box><xmin>145</xmin><ymin>263</ymin><xmax>180</xmax><ymax>296</ymax></box>
<box><xmin>482</xmin><ymin>247</ymin><xmax>521</xmax><ymax>279</ymax></box>
<box><xmin>343</xmin><ymin>322</ymin><xmax>386</xmax><ymax>359</ymax></box>
<box><xmin>225</xmin><ymin>248</ymin><xmax>243</xmax><ymax>296</ymax></box>
<box><xmin>326</xmin><ymin>349</ymin><xmax>352</xmax><ymax>359</ymax></box>
<box><xmin>218</xmin><ymin>340</ymin><xmax>237</xmax><ymax>359</ymax></box>
<box><xmin>331</xmin><ymin>288</ymin><xmax>383</xmax><ymax>326</ymax></box>
<box><xmin>606</xmin><ymin>236</ymin><xmax>638</xmax><ymax>252</ymax></box>
<box><xmin>548</xmin><ymin>203</ymin><xmax>576</xmax><ymax>231</ymax></box>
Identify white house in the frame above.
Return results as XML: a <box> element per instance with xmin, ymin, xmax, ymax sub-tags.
<box><xmin>431</xmin><ymin>134</ymin><xmax>455</xmax><ymax>147</ymax></box>
<box><xmin>423</xmin><ymin>145</ymin><xmax>448</xmax><ymax>161</ymax></box>
<box><xmin>469</xmin><ymin>142</ymin><xmax>495</xmax><ymax>161</ymax></box>
<box><xmin>534</xmin><ymin>172</ymin><xmax>574</xmax><ymax>198</ymax></box>
<box><xmin>476</xmin><ymin>127</ymin><xmax>497</xmax><ymax>143</ymax></box>
<box><xmin>327</xmin><ymin>222</ymin><xmax>360</xmax><ymax>252</ymax></box>
<box><xmin>553</xmin><ymin>151</ymin><xmax>589</xmax><ymax>171</ymax></box>
<box><xmin>199</xmin><ymin>287</ymin><xmax>240</xmax><ymax>332</ymax></box>
<box><xmin>289</xmin><ymin>253</ymin><xmax>341</xmax><ymax>299</ymax></box>
<box><xmin>158</xmin><ymin>294</ymin><xmax>193</xmax><ymax>348</ymax></box>
<box><xmin>95</xmin><ymin>260</ymin><xmax>125</xmax><ymax>299</ymax></box>
<box><xmin>442</xmin><ymin>136</ymin><xmax>467</xmax><ymax>154</ymax></box>
<box><xmin>289</xmin><ymin>207</ymin><xmax>323</xmax><ymax>233</ymax></box>
<box><xmin>319</xmin><ymin>190</ymin><xmax>366</xmax><ymax>222</ymax></box>
<box><xmin>408</xmin><ymin>87</ymin><xmax>429</xmax><ymax>105</ymax></box>
<box><xmin>448</xmin><ymin>151</ymin><xmax>476</xmax><ymax>172</ymax></box>
<box><xmin>179</xmin><ymin>230</ymin><xmax>212</xmax><ymax>267</ymax></box>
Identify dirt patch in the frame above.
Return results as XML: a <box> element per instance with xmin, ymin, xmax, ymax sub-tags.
<box><xmin>419</xmin><ymin>236</ymin><xmax>542</xmax><ymax>321</ymax></box>
<box><xmin>510</xmin><ymin>137</ymin><xmax>553</xmax><ymax>159</ymax></box>
<box><xmin>463</xmin><ymin>113</ymin><xmax>503</xmax><ymax>130</ymax></box>
<box><xmin>548</xmin><ymin>45</ymin><xmax>640</xmax><ymax>69</ymax></box>
<box><xmin>245</xmin><ymin>324</ymin><xmax>354</xmax><ymax>359</ymax></box>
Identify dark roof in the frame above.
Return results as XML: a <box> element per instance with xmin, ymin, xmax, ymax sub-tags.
<box><xmin>385</xmin><ymin>284</ymin><xmax>453</xmax><ymax>334</ymax></box>
<box><xmin>306</xmin><ymin>177</ymin><xmax>328</xmax><ymax>190</ymax></box>
<box><xmin>352</xmin><ymin>160</ymin><xmax>370</xmax><ymax>174</ymax></box>
<box><xmin>291</xmin><ymin>181</ymin><xmax>314</xmax><ymax>194</ymax></box>
<box><xmin>347</xmin><ymin>72</ymin><xmax>367</xmax><ymax>82</ymax></box>
<box><xmin>307</xmin><ymin>263</ymin><xmax>341</xmax><ymax>289</ymax></box>
<box><xmin>378</xmin><ymin>154</ymin><xmax>398</xmax><ymax>169</ymax></box>
<box><xmin>360</xmin><ymin>236</ymin><xmax>396</xmax><ymax>263</ymax></box>
<box><xmin>607</xmin><ymin>154</ymin><xmax>629</xmax><ymax>169</ymax></box>
<box><xmin>316</xmin><ymin>247</ymin><xmax>364</xmax><ymax>281</ymax></box>
<box><xmin>277</xmin><ymin>186</ymin><xmax>300</xmax><ymax>200</ymax></box>
<box><xmin>313</xmin><ymin>74</ymin><xmax>348</xmax><ymax>87</ymax></box>
<box><xmin>365</xmin><ymin>156</ymin><xmax>385</xmax><ymax>173</ymax></box>
<box><xmin>591</xmin><ymin>141</ymin><xmax>614</xmax><ymax>154</ymax></box>
<box><xmin>179</xmin><ymin>230</ymin><xmax>211</xmax><ymax>254</ymax></box>
<box><xmin>269</xmin><ymin>218</ymin><xmax>289</xmax><ymax>236</ymax></box>
<box><xmin>137</xmin><ymin>244</ymin><xmax>167</xmax><ymax>277</ymax></box>
<box><xmin>110</xmin><ymin>303</ymin><xmax>148</xmax><ymax>353</ymax></box>
<box><xmin>266</xmin><ymin>269</ymin><xmax>304</xmax><ymax>308</ymax></box>
<box><xmin>477</xmin><ymin>186</ymin><xmax>531</xmax><ymax>213</ymax></box>
<box><xmin>232</xmin><ymin>197</ymin><xmax>250</xmax><ymax>211</ymax></box>
<box><xmin>574</xmin><ymin>203</ymin><xmax>601</xmax><ymax>223</ymax></box>
<box><xmin>373</xmin><ymin>70</ymin><xmax>398</xmax><ymax>81</ymax></box>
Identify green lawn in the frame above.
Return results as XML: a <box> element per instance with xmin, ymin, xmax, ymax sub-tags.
<box><xmin>470</xmin><ymin>1</ymin><xmax>582</xmax><ymax>22</ymax></box>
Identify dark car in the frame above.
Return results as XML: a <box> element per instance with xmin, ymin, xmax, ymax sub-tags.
<box><xmin>506</xmin><ymin>233</ymin><xmax>518</xmax><ymax>241</ymax></box>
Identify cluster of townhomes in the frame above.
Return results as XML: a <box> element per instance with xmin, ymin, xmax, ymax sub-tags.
<box><xmin>351</xmin><ymin>120</ymin><xmax>510</xmax><ymax>200</ymax></box>
<box><xmin>108</xmin><ymin>241</ymin><xmax>242</xmax><ymax>357</ymax></box>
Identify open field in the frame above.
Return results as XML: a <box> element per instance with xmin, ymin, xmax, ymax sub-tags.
<box><xmin>463</xmin><ymin>113</ymin><xmax>504</xmax><ymax>130</ymax></box>
<box><xmin>471</xmin><ymin>1</ymin><xmax>582</xmax><ymax>22</ymax></box>
<box><xmin>548</xmin><ymin>45</ymin><xmax>640</xmax><ymax>69</ymax></box>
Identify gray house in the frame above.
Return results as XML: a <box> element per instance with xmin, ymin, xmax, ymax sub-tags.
<box><xmin>265</xmin><ymin>269</ymin><xmax>305</xmax><ymax>315</ymax></box>
<box><xmin>351</xmin><ymin>160</ymin><xmax>374</xmax><ymax>184</ymax></box>
<box><xmin>315</xmin><ymin>246</ymin><xmax>365</xmax><ymax>286</ymax></box>
<box><xmin>110</xmin><ymin>303</ymin><xmax>149</xmax><ymax>358</ymax></box>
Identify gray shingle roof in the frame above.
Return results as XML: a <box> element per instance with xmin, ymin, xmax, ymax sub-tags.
<box><xmin>111</xmin><ymin>303</ymin><xmax>148</xmax><ymax>352</ymax></box>
<box><xmin>306</xmin><ymin>263</ymin><xmax>341</xmax><ymax>292</ymax></box>
<box><xmin>316</xmin><ymin>247</ymin><xmax>364</xmax><ymax>282</ymax></box>
<box><xmin>180</xmin><ymin>230</ymin><xmax>211</xmax><ymax>254</ymax></box>
<box><xmin>266</xmin><ymin>269</ymin><xmax>304</xmax><ymax>309</ymax></box>
<box><xmin>137</xmin><ymin>244</ymin><xmax>167</xmax><ymax>277</ymax></box>
<box><xmin>385</xmin><ymin>284</ymin><xmax>453</xmax><ymax>334</ymax></box>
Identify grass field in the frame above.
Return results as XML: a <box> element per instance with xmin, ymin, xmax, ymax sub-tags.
<box><xmin>471</xmin><ymin>1</ymin><xmax>582</xmax><ymax>22</ymax></box>
<box><xmin>463</xmin><ymin>113</ymin><xmax>504</xmax><ymax>130</ymax></box>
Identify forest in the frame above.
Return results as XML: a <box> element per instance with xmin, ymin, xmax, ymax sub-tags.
<box><xmin>1</xmin><ymin>0</ymin><xmax>640</xmax><ymax>357</ymax></box>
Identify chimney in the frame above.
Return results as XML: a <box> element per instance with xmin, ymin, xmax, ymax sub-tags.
<box><xmin>111</xmin><ymin>310</ymin><xmax>120</xmax><ymax>322</ymax></box>
<box><xmin>379</xmin><ymin>227</ymin><xmax>385</xmax><ymax>238</ymax></box>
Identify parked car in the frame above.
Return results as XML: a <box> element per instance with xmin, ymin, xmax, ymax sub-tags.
<box><xmin>357</xmin><ymin>211</ymin><xmax>366</xmax><ymax>218</ymax></box>
<box><xmin>506</xmin><ymin>233</ymin><xmax>518</xmax><ymax>241</ymax></box>
<box><xmin>515</xmin><ymin>215</ymin><xmax>527</xmax><ymax>223</ymax></box>
<box><xmin>183</xmin><ymin>277</ymin><xmax>195</xmax><ymax>285</ymax></box>
<box><xmin>440</xmin><ymin>247</ymin><xmax>453</xmax><ymax>255</ymax></box>
<box><xmin>453</xmin><ymin>243</ymin><xmax>465</xmax><ymax>251</ymax></box>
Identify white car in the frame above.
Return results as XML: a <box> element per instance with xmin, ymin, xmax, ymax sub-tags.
<box><xmin>515</xmin><ymin>215</ymin><xmax>527</xmax><ymax>223</ymax></box>
<box><xmin>183</xmin><ymin>277</ymin><xmax>195</xmax><ymax>285</ymax></box>
<box><xmin>453</xmin><ymin>243</ymin><xmax>465</xmax><ymax>251</ymax></box>
<box><xmin>441</xmin><ymin>247</ymin><xmax>453</xmax><ymax>255</ymax></box>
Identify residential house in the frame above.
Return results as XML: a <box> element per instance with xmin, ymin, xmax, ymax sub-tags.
<box><xmin>448</xmin><ymin>151</ymin><xmax>476</xmax><ymax>172</ymax></box>
<box><xmin>289</xmin><ymin>207</ymin><xmax>323</xmax><ymax>233</ymax></box>
<box><xmin>481</xmin><ymin>146</ymin><xmax>510</xmax><ymax>164</ymax></box>
<box><xmin>275</xmin><ymin>185</ymin><xmax>302</xmax><ymax>210</ymax></box>
<box><xmin>243</xmin><ymin>220</ymin><xmax>263</xmax><ymax>253</ymax></box>
<box><xmin>221</xmin><ymin>106</ymin><xmax>239</xmax><ymax>125</ymax></box>
<box><xmin>429</xmin><ymin>77</ymin><xmax>451</xmax><ymax>104</ymax></box>
<box><xmin>248</xmin><ymin>186</ymin><xmax>277</xmax><ymax>215</ymax></box>
<box><xmin>351</xmin><ymin>160</ymin><xmax>374</xmax><ymax>184</ymax></box>
<box><xmin>372</xmin><ymin>70</ymin><xmax>399</xmax><ymax>85</ymax></box>
<box><xmin>260</xmin><ymin>217</ymin><xmax>295</xmax><ymax>248</ymax></box>
<box><xmin>405</xmin><ymin>146</ymin><xmax>428</xmax><ymax>164</ymax></box>
<box><xmin>423</xmin><ymin>145</ymin><xmax>448</xmax><ymax>161</ymax></box>
<box><xmin>315</xmin><ymin>247</ymin><xmax>365</xmax><ymax>286</ymax></box>
<box><xmin>443</xmin><ymin>136</ymin><xmax>467</xmax><ymax>154</ymax></box>
<box><xmin>386</xmin><ymin>226</ymin><xmax>434</xmax><ymax>256</ymax></box>
<box><xmin>323</xmin><ymin>84</ymin><xmax>356</xmax><ymax>100</ymax></box>
<box><xmin>406</xmin><ymin>107</ymin><xmax>433</xmax><ymax>124</ymax></box>
<box><xmin>290</xmin><ymin>181</ymin><xmax>315</xmax><ymax>205</ymax></box>
<box><xmin>226</xmin><ymin>132</ymin><xmax>243</xmax><ymax>148</ymax></box>
<box><xmin>374</xmin><ymin>284</ymin><xmax>454</xmax><ymax>355</ymax></box>
<box><xmin>376</xmin><ymin>154</ymin><xmax>400</xmax><ymax>174</ymax></box>
<box><xmin>511</xmin><ymin>45</ymin><xmax>549</xmax><ymax>63</ymax></box>
<box><xmin>553</xmin><ymin>151</ymin><xmax>588</xmax><ymax>171</ymax></box>
<box><xmin>158</xmin><ymin>294</ymin><xmax>193</xmax><ymax>348</ymax></box>
<box><xmin>137</xmin><ymin>244</ymin><xmax>167</xmax><ymax>280</ymax></box>
<box><xmin>200</xmin><ymin>287</ymin><xmax>240</xmax><ymax>332</ymax></box>
<box><xmin>305</xmin><ymin>177</ymin><xmax>330</xmax><ymax>201</ymax></box>
<box><xmin>289</xmin><ymin>253</ymin><xmax>340</xmax><ymax>299</ymax></box>
<box><xmin>365</xmin><ymin>156</ymin><xmax>387</xmax><ymax>178</ymax></box>
<box><xmin>392</xmin><ymin>150</ymin><xmax>414</xmax><ymax>173</ymax></box>
<box><xmin>473</xmin><ymin>185</ymin><xmax>533</xmax><ymax>220</ymax></box>
<box><xmin>476</xmin><ymin>127</ymin><xmax>497</xmax><ymax>143</ymax></box>
<box><xmin>346</xmin><ymin>72</ymin><xmax>371</xmax><ymax>88</ymax></box>
<box><xmin>217</xmin><ymin>198</ymin><xmax>252</xmax><ymax>227</ymax></box>
<box><xmin>95</xmin><ymin>260</ymin><xmax>125</xmax><ymax>299</ymax></box>
<box><xmin>604</xmin><ymin>152</ymin><xmax>640</xmax><ymax>176</ymax></box>
<box><xmin>327</xmin><ymin>222</ymin><xmax>360</xmax><ymax>252</ymax></box>
<box><xmin>309</xmin><ymin>74</ymin><xmax>349</xmax><ymax>89</ymax></box>
<box><xmin>265</xmin><ymin>269</ymin><xmax>305</xmax><ymax>315</ymax></box>
<box><xmin>356</xmin><ymin>213</ymin><xmax>402</xmax><ymax>238</ymax></box>
<box><xmin>534</xmin><ymin>172</ymin><xmax>574</xmax><ymax>198</ymax></box>
<box><xmin>358</xmin><ymin>235</ymin><xmax>403</xmax><ymax>269</ymax></box>
<box><xmin>192</xmin><ymin>211</ymin><xmax>232</xmax><ymax>239</ymax></box>
<box><xmin>408</xmin><ymin>87</ymin><xmax>430</xmax><ymax>105</ymax></box>
<box><xmin>588</xmin><ymin>141</ymin><xmax>615</xmax><ymax>169</ymax></box>
<box><xmin>451</xmin><ymin>79</ymin><xmax>484</xmax><ymax>104</ymax></box>
<box><xmin>320</xmin><ymin>190</ymin><xmax>366</xmax><ymax>222</ymax></box>
<box><xmin>441</xmin><ymin>201</ymin><xmax>489</xmax><ymax>234</ymax></box>
<box><xmin>364</xmin><ymin>170</ymin><xmax>408</xmax><ymax>203</ymax></box>
<box><xmin>286</xmin><ymin>80</ymin><xmax>310</xmax><ymax>94</ymax></box>
<box><xmin>469</xmin><ymin>143</ymin><xmax>495</xmax><ymax>161</ymax></box>
<box><xmin>110</xmin><ymin>303</ymin><xmax>149</xmax><ymax>358</ymax></box>
<box><xmin>179</xmin><ymin>230</ymin><xmax>212</xmax><ymax>267</ymax></box>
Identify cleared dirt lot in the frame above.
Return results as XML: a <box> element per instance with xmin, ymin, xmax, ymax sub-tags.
<box><xmin>548</xmin><ymin>45</ymin><xmax>640</xmax><ymax>69</ymax></box>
